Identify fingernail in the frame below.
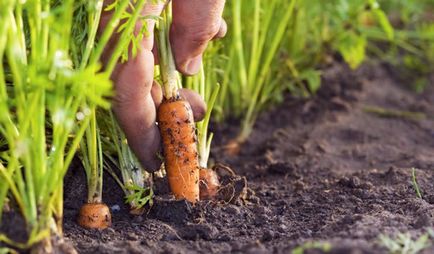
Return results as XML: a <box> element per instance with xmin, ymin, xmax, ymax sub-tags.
<box><xmin>184</xmin><ymin>56</ymin><xmax>202</xmax><ymax>75</ymax></box>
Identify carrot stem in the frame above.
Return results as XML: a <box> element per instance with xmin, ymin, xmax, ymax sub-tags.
<box><xmin>156</xmin><ymin>1</ymin><xmax>179</xmax><ymax>99</ymax></box>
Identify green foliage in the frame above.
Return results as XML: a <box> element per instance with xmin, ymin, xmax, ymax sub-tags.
<box><xmin>378</xmin><ymin>0</ymin><xmax>434</xmax><ymax>25</ymax></box>
<box><xmin>207</xmin><ymin>0</ymin><xmax>432</xmax><ymax>143</ymax></box>
<box><xmin>379</xmin><ymin>232</ymin><xmax>432</xmax><ymax>254</ymax></box>
<box><xmin>215</xmin><ymin>0</ymin><xmax>298</xmax><ymax>141</ymax></box>
<box><xmin>0</xmin><ymin>247</ymin><xmax>18</xmax><ymax>254</ymax></box>
<box><xmin>336</xmin><ymin>31</ymin><xmax>368</xmax><ymax>69</ymax></box>
<box><xmin>0</xmin><ymin>0</ymin><xmax>152</xmax><ymax>249</ymax></box>
<box><xmin>372</xmin><ymin>0</ymin><xmax>434</xmax><ymax>92</ymax></box>
<box><xmin>286</xmin><ymin>0</ymin><xmax>393</xmax><ymax>71</ymax></box>
<box><xmin>211</xmin><ymin>0</ymin><xmax>394</xmax><ymax>141</ymax></box>
<box><xmin>0</xmin><ymin>0</ymin><xmax>111</xmax><ymax>249</ymax></box>
<box><xmin>125</xmin><ymin>184</ymin><xmax>153</xmax><ymax>210</ymax></box>
<box><xmin>292</xmin><ymin>241</ymin><xmax>332</xmax><ymax>254</ymax></box>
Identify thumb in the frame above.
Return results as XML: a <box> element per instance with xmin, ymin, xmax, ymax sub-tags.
<box><xmin>151</xmin><ymin>83</ymin><xmax>207</xmax><ymax>122</ymax></box>
<box><xmin>170</xmin><ymin>0</ymin><xmax>226</xmax><ymax>75</ymax></box>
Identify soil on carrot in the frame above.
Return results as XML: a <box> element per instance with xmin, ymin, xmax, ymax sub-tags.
<box><xmin>66</xmin><ymin>61</ymin><xmax>434</xmax><ymax>253</ymax></box>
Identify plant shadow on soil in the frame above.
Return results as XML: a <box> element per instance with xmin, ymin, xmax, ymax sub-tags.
<box><xmin>2</xmin><ymin>60</ymin><xmax>434</xmax><ymax>253</ymax></box>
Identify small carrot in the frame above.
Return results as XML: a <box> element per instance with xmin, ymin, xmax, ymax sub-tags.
<box><xmin>199</xmin><ymin>168</ymin><xmax>220</xmax><ymax>200</ymax></box>
<box><xmin>78</xmin><ymin>110</ymin><xmax>112</xmax><ymax>229</ymax></box>
<box><xmin>77</xmin><ymin>203</ymin><xmax>111</xmax><ymax>229</ymax></box>
<box><xmin>158</xmin><ymin>98</ymin><xmax>200</xmax><ymax>202</ymax></box>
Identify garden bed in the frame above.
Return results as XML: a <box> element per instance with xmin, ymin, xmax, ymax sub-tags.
<box><xmin>61</xmin><ymin>61</ymin><xmax>434</xmax><ymax>253</ymax></box>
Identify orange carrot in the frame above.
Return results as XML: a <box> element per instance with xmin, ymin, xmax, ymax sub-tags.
<box><xmin>199</xmin><ymin>168</ymin><xmax>220</xmax><ymax>200</ymax></box>
<box><xmin>78</xmin><ymin>203</ymin><xmax>112</xmax><ymax>229</ymax></box>
<box><xmin>158</xmin><ymin>97</ymin><xmax>200</xmax><ymax>203</ymax></box>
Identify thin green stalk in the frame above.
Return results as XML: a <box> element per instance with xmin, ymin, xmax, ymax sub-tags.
<box><xmin>247</xmin><ymin>0</ymin><xmax>277</xmax><ymax>91</ymax></box>
<box><xmin>7</xmin><ymin>14</ymin><xmax>26</xmax><ymax>118</ymax></box>
<box><xmin>52</xmin><ymin>186</ymin><xmax>64</xmax><ymax>234</ymax></box>
<box><xmin>232</xmin><ymin>0</ymin><xmax>248</xmax><ymax>98</ymax></box>
<box><xmin>412</xmin><ymin>168</ymin><xmax>423</xmax><ymax>199</ymax></box>
<box><xmin>288</xmin><ymin>7</ymin><xmax>300</xmax><ymax>57</ymax></box>
<box><xmin>64</xmin><ymin>114</ymin><xmax>93</xmax><ymax>175</ymax></box>
<box><xmin>197</xmin><ymin>84</ymin><xmax>220</xmax><ymax>168</ymax></box>
<box><xmin>14</xmin><ymin>4</ymin><xmax>27</xmax><ymax>65</ymax></box>
<box><xmin>104</xmin><ymin>158</ymin><xmax>128</xmax><ymax>195</ymax></box>
<box><xmin>0</xmin><ymin>229</ymin><xmax>49</xmax><ymax>250</ymax></box>
<box><xmin>247</xmin><ymin>0</ymin><xmax>260</xmax><ymax>86</ymax></box>
<box><xmin>157</xmin><ymin>2</ymin><xmax>180</xmax><ymax>99</ymax></box>
<box><xmin>80</xmin><ymin>106</ymin><xmax>104</xmax><ymax>204</ymax></box>
<box><xmin>89</xmin><ymin>112</ymin><xmax>99</xmax><ymax>202</ymax></box>
<box><xmin>0</xmin><ymin>164</ymin><xmax>25</xmax><ymax>216</ymax></box>
<box><xmin>217</xmin><ymin>46</ymin><xmax>235</xmax><ymax>121</ymax></box>
<box><xmin>0</xmin><ymin>10</ymin><xmax>17</xmax><ymax>221</ymax></box>
<box><xmin>97</xmin><ymin>126</ymin><xmax>104</xmax><ymax>201</ymax></box>
<box><xmin>80</xmin><ymin>0</ymin><xmax>104</xmax><ymax>69</ymax></box>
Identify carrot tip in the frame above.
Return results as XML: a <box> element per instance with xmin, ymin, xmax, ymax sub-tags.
<box><xmin>78</xmin><ymin>203</ymin><xmax>112</xmax><ymax>229</ymax></box>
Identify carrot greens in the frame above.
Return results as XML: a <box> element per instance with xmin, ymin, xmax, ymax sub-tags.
<box><xmin>0</xmin><ymin>0</ymin><xmax>151</xmax><ymax>250</ymax></box>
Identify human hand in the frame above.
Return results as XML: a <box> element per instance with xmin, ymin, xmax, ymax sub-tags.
<box><xmin>99</xmin><ymin>0</ymin><xmax>226</xmax><ymax>172</ymax></box>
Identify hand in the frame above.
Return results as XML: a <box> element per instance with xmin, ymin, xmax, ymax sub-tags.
<box><xmin>99</xmin><ymin>0</ymin><xmax>227</xmax><ymax>172</ymax></box>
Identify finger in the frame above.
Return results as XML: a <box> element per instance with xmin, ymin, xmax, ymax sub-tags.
<box><xmin>179</xmin><ymin>89</ymin><xmax>207</xmax><ymax>121</ymax></box>
<box><xmin>213</xmin><ymin>19</ymin><xmax>227</xmax><ymax>40</ymax></box>
<box><xmin>171</xmin><ymin>0</ymin><xmax>226</xmax><ymax>75</ymax></box>
<box><xmin>150</xmin><ymin>81</ymin><xmax>163</xmax><ymax>109</ymax></box>
<box><xmin>151</xmin><ymin>84</ymin><xmax>207</xmax><ymax>122</ymax></box>
<box><xmin>112</xmin><ymin>50</ymin><xmax>163</xmax><ymax>172</ymax></box>
<box><xmin>108</xmin><ymin>1</ymin><xmax>165</xmax><ymax>172</ymax></box>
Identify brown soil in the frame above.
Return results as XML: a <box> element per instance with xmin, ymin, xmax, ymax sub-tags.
<box><xmin>2</xmin><ymin>61</ymin><xmax>434</xmax><ymax>253</ymax></box>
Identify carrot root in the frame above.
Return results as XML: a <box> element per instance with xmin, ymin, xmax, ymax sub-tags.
<box><xmin>78</xmin><ymin>203</ymin><xmax>112</xmax><ymax>229</ymax></box>
<box><xmin>158</xmin><ymin>98</ymin><xmax>200</xmax><ymax>203</ymax></box>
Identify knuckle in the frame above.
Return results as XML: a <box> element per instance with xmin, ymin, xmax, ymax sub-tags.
<box><xmin>112</xmin><ymin>86</ymin><xmax>145</xmax><ymax>108</ymax></box>
<box><xmin>189</xmin><ymin>21</ymin><xmax>220</xmax><ymax>44</ymax></box>
<box><xmin>112</xmin><ymin>91</ymin><xmax>135</xmax><ymax>109</ymax></box>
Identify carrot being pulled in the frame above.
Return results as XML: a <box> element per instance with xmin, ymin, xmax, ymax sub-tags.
<box><xmin>156</xmin><ymin>3</ymin><xmax>200</xmax><ymax>203</ymax></box>
<box><xmin>158</xmin><ymin>98</ymin><xmax>200</xmax><ymax>202</ymax></box>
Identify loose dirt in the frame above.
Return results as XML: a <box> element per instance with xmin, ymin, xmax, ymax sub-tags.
<box><xmin>2</xmin><ymin>60</ymin><xmax>434</xmax><ymax>253</ymax></box>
